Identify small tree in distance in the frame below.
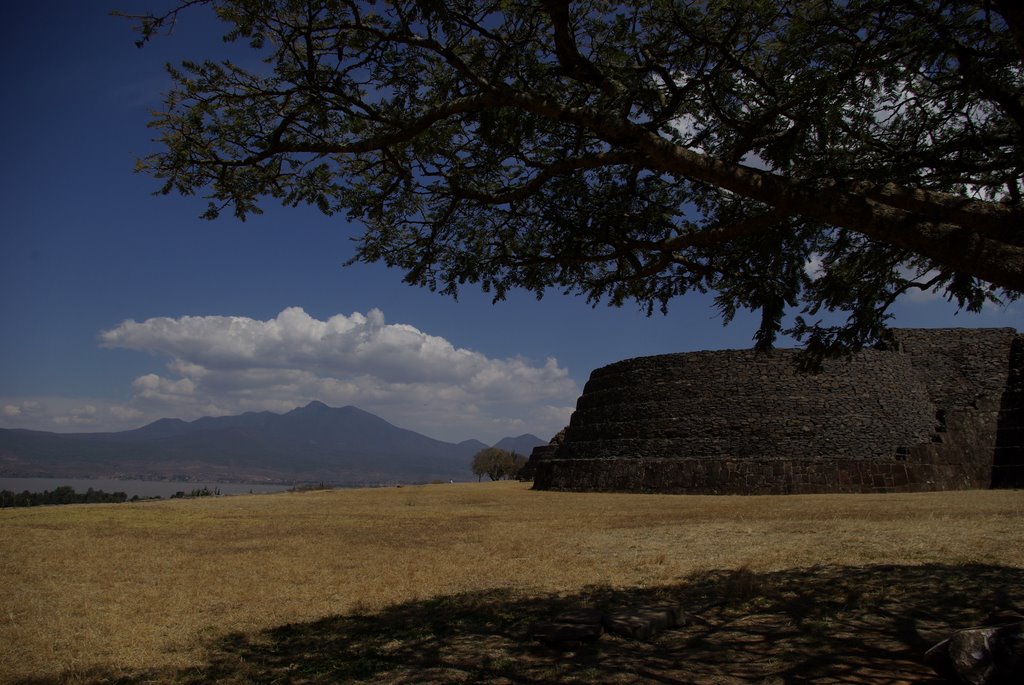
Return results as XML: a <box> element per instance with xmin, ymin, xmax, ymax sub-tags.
<box><xmin>472</xmin><ymin>448</ymin><xmax>527</xmax><ymax>481</ymax></box>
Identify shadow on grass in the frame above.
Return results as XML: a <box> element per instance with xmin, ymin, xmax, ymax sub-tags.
<box><xmin>23</xmin><ymin>563</ymin><xmax>1024</xmax><ymax>684</ymax></box>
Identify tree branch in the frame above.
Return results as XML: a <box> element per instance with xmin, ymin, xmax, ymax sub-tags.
<box><xmin>493</xmin><ymin>90</ymin><xmax>1024</xmax><ymax>291</ymax></box>
<box><xmin>662</xmin><ymin>206</ymin><xmax>792</xmax><ymax>251</ymax></box>
<box><xmin>213</xmin><ymin>91</ymin><xmax>511</xmax><ymax>166</ymax></box>
<box><xmin>539</xmin><ymin>0</ymin><xmax>622</xmax><ymax>94</ymax></box>
<box><xmin>447</xmin><ymin>151</ymin><xmax>643</xmax><ymax>204</ymax></box>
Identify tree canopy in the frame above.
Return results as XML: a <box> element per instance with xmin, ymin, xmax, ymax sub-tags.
<box><xmin>128</xmin><ymin>0</ymin><xmax>1024</xmax><ymax>353</ymax></box>
<box><xmin>471</xmin><ymin>447</ymin><xmax>527</xmax><ymax>481</ymax></box>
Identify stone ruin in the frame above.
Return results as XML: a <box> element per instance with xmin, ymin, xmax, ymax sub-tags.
<box><xmin>525</xmin><ymin>328</ymin><xmax>1024</xmax><ymax>494</ymax></box>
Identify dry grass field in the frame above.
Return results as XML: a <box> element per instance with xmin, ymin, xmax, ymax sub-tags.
<box><xmin>1</xmin><ymin>481</ymin><xmax>1023</xmax><ymax>684</ymax></box>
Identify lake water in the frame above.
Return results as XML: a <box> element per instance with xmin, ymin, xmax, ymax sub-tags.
<box><xmin>0</xmin><ymin>477</ymin><xmax>293</xmax><ymax>499</ymax></box>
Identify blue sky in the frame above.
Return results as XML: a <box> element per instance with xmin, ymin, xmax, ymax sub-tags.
<box><xmin>1</xmin><ymin>2</ymin><xmax>1021</xmax><ymax>443</ymax></box>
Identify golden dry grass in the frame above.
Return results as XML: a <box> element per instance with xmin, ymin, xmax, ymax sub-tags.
<box><xmin>1</xmin><ymin>482</ymin><xmax>1022</xmax><ymax>684</ymax></box>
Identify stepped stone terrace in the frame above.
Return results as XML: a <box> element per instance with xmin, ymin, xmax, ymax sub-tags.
<box><xmin>527</xmin><ymin>328</ymin><xmax>1024</xmax><ymax>494</ymax></box>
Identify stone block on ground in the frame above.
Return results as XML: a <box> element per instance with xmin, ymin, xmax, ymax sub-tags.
<box><xmin>925</xmin><ymin>620</ymin><xmax>1024</xmax><ymax>684</ymax></box>
<box><xmin>647</xmin><ymin>603</ymin><xmax>689</xmax><ymax>628</ymax></box>
<box><xmin>532</xmin><ymin>603</ymin><xmax>690</xmax><ymax>646</ymax></box>
<box><xmin>553</xmin><ymin>608</ymin><xmax>604</xmax><ymax>626</ymax></box>
<box><xmin>531</xmin><ymin>620</ymin><xmax>603</xmax><ymax>646</ymax></box>
<box><xmin>602</xmin><ymin>606</ymin><xmax>678</xmax><ymax>640</ymax></box>
<box><xmin>532</xmin><ymin>608</ymin><xmax>604</xmax><ymax>647</ymax></box>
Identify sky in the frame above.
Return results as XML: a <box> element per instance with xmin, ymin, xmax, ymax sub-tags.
<box><xmin>1</xmin><ymin>2</ymin><xmax>1021</xmax><ymax>444</ymax></box>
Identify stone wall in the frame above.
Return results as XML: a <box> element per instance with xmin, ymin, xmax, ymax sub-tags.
<box><xmin>887</xmin><ymin>328</ymin><xmax>1023</xmax><ymax>490</ymax></box>
<box><xmin>994</xmin><ymin>335</ymin><xmax>1024</xmax><ymax>487</ymax></box>
<box><xmin>531</xmin><ymin>328</ymin><xmax>1023</xmax><ymax>494</ymax></box>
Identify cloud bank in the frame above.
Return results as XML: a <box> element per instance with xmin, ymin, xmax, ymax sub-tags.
<box><xmin>82</xmin><ymin>307</ymin><xmax>577</xmax><ymax>442</ymax></box>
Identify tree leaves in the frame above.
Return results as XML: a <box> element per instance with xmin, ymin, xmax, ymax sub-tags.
<box><xmin>136</xmin><ymin>0</ymin><xmax>1024</xmax><ymax>352</ymax></box>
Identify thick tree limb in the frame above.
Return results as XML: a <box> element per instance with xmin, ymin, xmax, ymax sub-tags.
<box><xmin>192</xmin><ymin>82</ymin><xmax>1024</xmax><ymax>291</ymax></box>
<box><xmin>539</xmin><ymin>0</ymin><xmax>608</xmax><ymax>88</ymax></box>
<box><xmin>447</xmin><ymin>151</ymin><xmax>644</xmax><ymax>204</ymax></box>
<box><xmin>501</xmin><ymin>91</ymin><xmax>1024</xmax><ymax>290</ymax></box>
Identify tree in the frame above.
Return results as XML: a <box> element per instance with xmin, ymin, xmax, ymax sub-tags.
<box><xmin>510</xmin><ymin>451</ymin><xmax>528</xmax><ymax>479</ymax></box>
<box><xmin>127</xmin><ymin>0</ymin><xmax>1024</xmax><ymax>355</ymax></box>
<box><xmin>471</xmin><ymin>447</ymin><xmax>522</xmax><ymax>481</ymax></box>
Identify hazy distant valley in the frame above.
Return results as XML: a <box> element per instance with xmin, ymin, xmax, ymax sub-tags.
<box><xmin>0</xmin><ymin>401</ymin><xmax>545</xmax><ymax>485</ymax></box>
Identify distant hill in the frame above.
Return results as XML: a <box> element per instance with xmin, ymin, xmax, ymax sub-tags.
<box><xmin>493</xmin><ymin>434</ymin><xmax>547</xmax><ymax>456</ymax></box>
<box><xmin>458</xmin><ymin>439</ymin><xmax>490</xmax><ymax>454</ymax></box>
<box><xmin>0</xmin><ymin>402</ymin><xmax>537</xmax><ymax>485</ymax></box>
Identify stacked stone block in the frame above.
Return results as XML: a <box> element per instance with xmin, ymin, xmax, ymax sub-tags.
<box><xmin>994</xmin><ymin>335</ymin><xmax>1024</xmax><ymax>487</ymax></box>
<box><xmin>531</xmin><ymin>328</ymin><xmax>1022</xmax><ymax>494</ymax></box>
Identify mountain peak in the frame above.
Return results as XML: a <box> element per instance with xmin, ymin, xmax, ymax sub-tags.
<box><xmin>0</xmin><ymin>403</ymin><xmax>549</xmax><ymax>483</ymax></box>
<box><xmin>290</xmin><ymin>400</ymin><xmax>330</xmax><ymax>413</ymax></box>
<box><xmin>492</xmin><ymin>434</ymin><xmax>546</xmax><ymax>455</ymax></box>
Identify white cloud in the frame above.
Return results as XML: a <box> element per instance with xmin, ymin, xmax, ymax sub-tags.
<box><xmin>2</xmin><ymin>400</ymin><xmax>43</xmax><ymax>420</ymax></box>
<box><xmin>109</xmin><ymin>406</ymin><xmax>145</xmax><ymax>422</ymax></box>
<box><xmin>84</xmin><ymin>307</ymin><xmax>579</xmax><ymax>442</ymax></box>
<box><xmin>0</xmin><ymin>398</ymin><xmax>146</xmax><ymax>433</ymax></box>
<box><xmin>804</xmin><ymin>254</ymin><xmax>825</xmax><ymax>279</ymax></box>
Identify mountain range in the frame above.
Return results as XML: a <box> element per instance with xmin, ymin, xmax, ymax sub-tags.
<box><xmin>0</xmin><ymin>402</ymin><xmax>546</xmax><ymax>485</ymax></box>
